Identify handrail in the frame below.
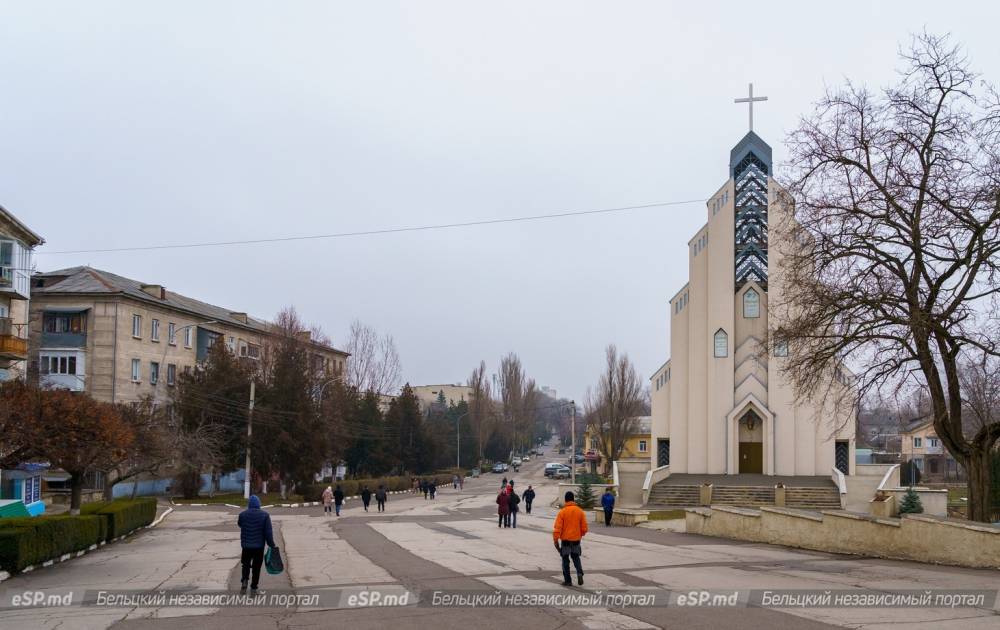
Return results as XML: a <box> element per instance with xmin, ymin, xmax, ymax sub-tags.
<box><xmin>877</xmin><ymin>463</ymin><xmax>901</xmax><ymax>491</ymax></box>
<box><xmin>831</xmin><ymin>467</ymin><xmax>847</xmax><ymax>495</ymax></box>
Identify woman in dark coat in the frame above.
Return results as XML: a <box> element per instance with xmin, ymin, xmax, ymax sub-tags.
<box><xmin>496</xmin><ymin>490</ymin><xmax>510</xmax><ymax>528</ymax></box>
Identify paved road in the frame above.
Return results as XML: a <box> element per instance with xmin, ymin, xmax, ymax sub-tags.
<box><xmin>2</xmin><ymin>451</ymin><xmax>999</xmax><ymax>630</ymax></box>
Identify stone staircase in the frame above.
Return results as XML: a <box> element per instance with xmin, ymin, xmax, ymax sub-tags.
<box><xmin>785</xmin><ymin>486</ymin><xmax>842</xmax><ymax>510</ymax></box>
<box><xmin>646</xmin><ymin>477</ymin><xmax>843</xmax><ymax>510</ymax></box>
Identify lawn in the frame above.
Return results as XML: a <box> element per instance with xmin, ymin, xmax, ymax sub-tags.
<box><xmin>171</xmin><ymin>492</ymin><xmax>306</xmax><ymax>506</ymax></box>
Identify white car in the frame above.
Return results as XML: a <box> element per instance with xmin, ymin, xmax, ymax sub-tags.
<box><xmin>512</xmin><ymin>457</ymin><xmax>522</xmax><ymax>466</ymax></box>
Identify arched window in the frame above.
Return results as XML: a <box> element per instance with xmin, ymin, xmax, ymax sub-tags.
<box><xmin>743</xmin><ymin>288</ymin><xmax>760</xmax><ymax>318</ymax></box>
<box><xmin>713</xmin><ymin>329</ymin><xmax>728</xmax><ymax>358</ymax></box>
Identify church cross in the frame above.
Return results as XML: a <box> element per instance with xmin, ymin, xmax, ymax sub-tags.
<box><xmin>734</xmin><ymin>83</ymin><xmax>768</xmax><ymax>132</ymax></box>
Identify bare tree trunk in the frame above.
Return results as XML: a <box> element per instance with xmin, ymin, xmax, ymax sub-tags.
<box><xmin>966</xmin><ymin>449</ymin><xmax>994</xmax><ymax>522</ymax></box>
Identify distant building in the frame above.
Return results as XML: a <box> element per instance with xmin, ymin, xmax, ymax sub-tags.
<box><xmin>29</xmin><ymin>266</ymin><xmax>348</xmax><ymax>403</ymax></box>
<box><xmin>584</xmin><ymin>416</ymin><xmax>652</xmax><ymax>462</ymax></box>
<box><xmin>411</xmin><ymin>383</ymin><xmax>474</xmax><ymax>411</ymax></box>
<box><xmin>539</xmin><ymin>386</ymin><xmax>557</xmax><ymax>400</ymax></box>
<box><xmin>0</xmin><ymin>204</ymin><xmax>44</xmax><ymax>382</ymax></box>
<box><xmin>899</xmin><ymin>418</ymin><xmax>963</xmax><ymax>481</ymax></box>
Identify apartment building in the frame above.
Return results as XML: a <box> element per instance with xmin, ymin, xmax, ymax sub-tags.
<box><xmin>0</xmin><ymin>205</ymin><xmax>44</xmax><ymax>382</ymax></box>
<box><xmin>411</xmin><ymin>383</ymin><xmax>475</xmax><ymax>411</ymax></box>
<box><xmin>28</xmin><ymin>266</ymin><xmax>348</xmax><ymax>403</ymax></box>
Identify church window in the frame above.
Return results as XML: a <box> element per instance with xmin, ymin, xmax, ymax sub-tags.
<box><xmin>713</xmin><ymin>329</ymin><xmax>728</xmax><ymax>358</ymax></box>
<box><xmin>743</xmin><ymin>288</ymin><xmax>760</xmax><ymax>318</ymax></box>
<box><xmin>774</xmin><ymin>339</ymin><xmax>788</xmax><ymax>357</ymax></box>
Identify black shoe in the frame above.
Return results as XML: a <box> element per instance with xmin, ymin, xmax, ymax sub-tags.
<box><xmin>249</xmin><ymin>588</ymin><xmax>258</xmax><ymax>597</ymax></box>
<box><xmin>239</xmin><ymin>580</ymin><xmax>247</xmax><ymax>594</ymax></box>
<box><xmin>562</xmin><ymin>580</ymin><xmax>572</xmax><ymax>586</ymax></box>
<box><xmin>577</xmin><ymin>574</ymin><xmax>584</xmax><ymax>586</ymax></box>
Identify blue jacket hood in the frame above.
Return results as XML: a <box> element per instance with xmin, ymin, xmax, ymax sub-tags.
<box><xmin>248</xmin><ymin>495</ymin><xmax>261</xmax><ymax>509</ymax></box>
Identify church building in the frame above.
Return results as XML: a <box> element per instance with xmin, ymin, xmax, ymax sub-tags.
<box><xmin>648</xmin><ymin>101</ymin><xmax>855</xmax><ymax>480</ymax></box>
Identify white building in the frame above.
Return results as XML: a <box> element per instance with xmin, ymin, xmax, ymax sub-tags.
<box><xmin>0</xmin><ymin>205</ymin><xmax>44</xmax><ymax>382</ymax></box>
<box><xmin>648</xmin><ymin>129</ymin><xmax>855</xmax><ymax>478</ymax></box>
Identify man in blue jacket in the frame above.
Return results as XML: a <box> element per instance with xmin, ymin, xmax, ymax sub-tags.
<box><xmin>601</xmin><ymin>488</ymin><xmax>615</xmax><ymax>526</ymax></box>
<box><xmin>237</xmin><ymin>495</ymin><xmax>277</xmax><ymax>594</ymax></box>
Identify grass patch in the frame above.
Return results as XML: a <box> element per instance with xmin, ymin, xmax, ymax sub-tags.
<box><xmin>171</xmin><ymin>492</ymin><xmax>305</xmax><ymax>506</ymax></box>
<box><xmin>947</xmin><ymin>487</ymin><xmax>968</xmax><ymax>503</ymax></box>
<box><xmin>647</xmin><ymin>509</ymin><xmax>686</xmax><ymax>521</ymax></box>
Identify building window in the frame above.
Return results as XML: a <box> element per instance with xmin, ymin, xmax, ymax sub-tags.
<box><xmin>590</xmin><ymin>438</ymin><xmax>598</xmax><ymax>450</ymax></box>
<box><xmin>168</xmin><ymin>322</ymin><xmax>176</xmax><ymax>345</ymax></box>
<box><xmin>743</xmin><ymin>288</ymin><xmax>760</xmax><ymax>318</ymax></box>
<box><xmin>638</xmin><ymin>440</ymin><xmax>648</xmax><ymax>453</ymax></box>
<box><xmin>167</xmin><ymin>363</ymin><xmax>176</xmax><ymax>386</ymax></box>
<box><xmin>929</xmin><ymin>437</ymin><xmax>938</xmax><ymax>448</ymax></box>
<box><xmin>184</xmin><ymin>327</ymin><xmax>193</xmax><ymax>348</ymax></box>
<box><xmin>40</xmin><ymin>355</ymin><xmax>77</xmax><ymax>375</ymax></box>
<box><xmin>44</xmin><ymin>312</ymin><xmax>86</xmax><ymax>333</ymax></box>
<box><xmin>150</xmin><ymin>361</ymin><xmax>160</xmax><ymax>385</ymax></box>
<box><xmin>131</xmin><ymin>358</ymin><xmax>141</xmax><ymax>382</ymax></box>
<box><xmin>913</xmin><ymin>437</ymin><xmax>922</xmax><ymax>448</ymax></box>
<box><xmin>151</xmin><ymin>319</ymin><xmax>160</xmax><ymax>342</ymax></box>
<box><xmin>132</xmin><ymin>314</ymin><xmax>142</xmax><ymax>338</ymax></box>
<box><xmin>227</xmin><ymin>336</ymin><xmax>235</xmax><ymax>352</ymax></box>
<box><xmin>774</xmin><ymin>339</ymin><xmax>788</xmax><ymax>357</ymax></box>
<box><xmin>714</xmin><ymin>329</ymin><xmax>728</xmax><ymax>358</ymax></box>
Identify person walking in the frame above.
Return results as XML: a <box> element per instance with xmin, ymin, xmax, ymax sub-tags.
<box><xmin>496</xmin><ymin>489</ymin><xmax>510</xmax><ymax>528</ymax></box>
<box><xmin>502</xmin><ymin>476</ymin><xmax>507</xmax><ymax>489</ymax></box>
<box><xmin>429</xmin><ymin>480</ymin><xmax>437</xmax><ymax>499</ymax></box>
<box><xmin>522</xmin><ymin>485</ymin><xmax>535</xmax><ymax>515</ymax></box>
<box><xmin>601</xmin><ymin>488</ymin><xmax>616</xmax><ymax>526</ymax></box>
<box><xmin>237</xmin><ymin>495</ymin><xmax>277</xmax><ymax>595</ymax></box>
<box><xmin>321</xmin><ymin>486</ymin><xmax>333</xmax><ymax>517</ymax></box>
<box><xmin>375</xmin><ymin>484</ymin><xmax>387</xmax><ymax>512</ymax></box>
<box><xmin>459</xmin><ymin>475</ymin><xmax>464</xmax><ymax>490</ymax></box>
<box><xmin>553</xmin><ymin>491</ymin><xmax>588</xmax><ymax>586</ymax></box>
<box><xmin>422</xmin><ymin>479</ymin><xmax>429</xmax><ymax>500</ymax></box>
<box><xmin>333</xmin><ymin>485</ymin><xmax>345</xmax><ymax>516</ymax></box>
<box><xmin>412</xmin><ymin>477</ymin><xmax>419</xmax><ymax>494</ymax></box>
<box><xmin>508</xmin><ymin>487</ymin><xmax>521</xmax><ymax>528</ymax></box>
<box><xmin>361</xmin><ymin>485</ymin><xmax>372</xmax><ymax>512</ymax></box>
<box><xmin>453</xmin><ymin>474</ymin><xmax>459</xmax><ymax>489</ymax></box>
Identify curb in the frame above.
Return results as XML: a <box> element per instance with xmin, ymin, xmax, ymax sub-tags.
<box><xmin>0</xmin><ymin>507</ymin><xmax>175</xmax><ymax>583</ymax></box>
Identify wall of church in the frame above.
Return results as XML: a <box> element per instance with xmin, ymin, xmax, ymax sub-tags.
<box><xmin>687</xmin><ymin>225</ymin><xmax>710</xmax><ymax>473</ymax></box>
<box><xmin>650</xmin><ymin>360</ymin><xmax>670</xmax><ymax>458</ymax></box>
<box><xmin>705</xmin><ymin>182</ymin><xmax>735</xmax><ymax>473</ymax></box>
<box><xmin>668</xmin><ymin>283</ymin><xmax>690</xmax><ymax>472</ymax></box>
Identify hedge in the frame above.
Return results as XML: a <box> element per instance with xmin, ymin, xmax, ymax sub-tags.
<box><xmin>0</xmin><ymin>499</ymin><xmax>156</xmax><ymax>573</ymax></box>
<box><xmin>82</xmin><ymin>498</ymin><xmax>157</xmax><ymax>540</ymax></box>
<box><xmin>0</xmin><ymin>515</ymin><xmax>107</xmax><ymax>573</ymax></box>
<box><xmin>302</xmin><ymin>474</ymin><xmax>457</xmax><ymax>502</ymax></box>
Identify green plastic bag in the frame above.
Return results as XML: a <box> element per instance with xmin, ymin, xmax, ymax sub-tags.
<box><xmin>264</xmin><ymin>546</ymin><xmax>284</xmax><ymax>575</ymax></box>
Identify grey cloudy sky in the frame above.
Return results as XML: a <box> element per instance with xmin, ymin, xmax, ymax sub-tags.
<box><xmin>2</xmin><ymin>2</ymin><xmax>998</xmax><ymax>403</ymax></box>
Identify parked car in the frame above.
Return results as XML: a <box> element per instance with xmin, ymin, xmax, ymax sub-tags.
<box><xmin>512</xmin><ymin>457</ymin><xmax>522</xmax><ymax>466</ymax></box>
<box><xmin>522</xmin><ymin>455</ymin><xmax>530</xmax><ymax>462</ymax></box>
<box><xmin>552</xmin><ymin>465</ymin><xmax>571</xmax><ymax>479</ymax></box>
<box><xmin>544</xmin><ymin>463</ymin><xmax>565</xmax><ymax>477</ymax></box>
<box><xmin>558</xmin><ymin>447</ymin><xmax>567</xmax><ymax>454</ymax></box>
<box><xmin>492</xmin><ymin>463</ymin><xmax>505</xmax><ymax>473</ymax></box>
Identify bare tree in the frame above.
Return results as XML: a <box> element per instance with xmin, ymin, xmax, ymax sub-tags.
<box><xmin>497</xmin><ymin>353</ymin><xmax>536</xmax><ymax>456</ymax></box>
<box><xmin>467</xmin><ymin>360</ymin><xmax>493</xmax><ymax>464</ymax></box>
<box><xmin>585</xmin><ymin>345</ymin><xmax>645</xmax><ymax>474</ymax></box>
<box><xmin>344</xmin><ymin>320</ymin><xmax>402</xmax><ymax>396</ymax></box>
<box><xmin>776</xmin><ymin>33</ymin><xmax>1000</xmax><ymax>521</ymax></box>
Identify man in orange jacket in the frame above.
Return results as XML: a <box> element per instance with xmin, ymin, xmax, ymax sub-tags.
<box><xmin>553</xmin><ymin>491</ymin><xmax>588</xmax><ymax>586</ymax></box>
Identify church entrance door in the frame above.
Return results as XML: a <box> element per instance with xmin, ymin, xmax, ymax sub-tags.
<box><xmin>739</xmin><ymin>442</ymin><xmax>763</xmax><ymax>474</ymax></box>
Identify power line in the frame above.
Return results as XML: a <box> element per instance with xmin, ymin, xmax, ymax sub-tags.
<box><xmin>38</xmin><ymin>197</ymin><xmax>705</xmax><ymax>255</ymax></box>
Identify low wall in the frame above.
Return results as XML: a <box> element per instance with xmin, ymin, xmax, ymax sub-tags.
<box><xmin>885</xmin><ymin>487</ymin><xmax>947</xmax><ymax>516</ymax></box>
<box><xmin>615</xmin><ymin>459</ymin><xmax>650</xmax><ymax>508</ymax></box>
<box><xmin>685</xmin><ymin>506</ymin><xmax>1000</xmax><ymax>569</ymax></box>
<box><xmin>591</xmin><ymin>507</ymin><xmax>648</xmax><ymax>526</ymax></box>
<box><xmin>856</xmin><ymin>463</ymin><xmax>896</xmax><ymax>478</ymax></box>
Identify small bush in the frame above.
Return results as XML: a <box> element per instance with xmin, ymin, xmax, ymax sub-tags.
<box><xmin>899</xmin><ymin>487</ymin><xmax>924</xmax><ymax>514</ymax></box>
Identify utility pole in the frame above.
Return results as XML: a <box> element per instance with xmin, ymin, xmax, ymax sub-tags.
<box><xmin>571</xmin><ymin>400</ymin><xmax>576</xmax><ymax>484</ymax></box>
<box><xmin>243</xmin><ymin>380</ymin><xmax>255</xmax><ymax>500</ymax></box>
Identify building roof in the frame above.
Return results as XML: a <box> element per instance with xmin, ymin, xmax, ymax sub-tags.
<box><xmin>0</xmin><ymin>204</ymin><xmax>44</xmax><ymax>246</ymax></box>
<box><xmin>33</xmin><ymin>266</ymin><xmax>348</xmax><ymax>355</ymax></box>
<box><xmin>900</xmin><ymin>417</ymin><xmax>933</xmax><ymax>435</ymax></box>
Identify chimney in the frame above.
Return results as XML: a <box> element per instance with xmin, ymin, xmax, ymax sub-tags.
<box><xmin>295</xmin><ymin>330</ymin><xmax>312</xmax><ymax>342</ymax></box>
<box><xmin>140</xmin><ymin>284</ymin><xmax>166</xmax><ymax>299</ymax></box>
<box><xmin>229</xmin><ymin>312</ymin><xmax>248</xmax><ymax>324</ymax></box>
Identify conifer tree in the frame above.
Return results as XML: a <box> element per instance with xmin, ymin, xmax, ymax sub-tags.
<box><xmin>899</xmin><ymin>487</ymin><xmax>924</xmax><ymax>514</ymax></box>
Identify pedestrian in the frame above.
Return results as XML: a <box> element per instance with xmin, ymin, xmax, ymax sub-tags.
<box><xmin>333</xmin><ymin>485</ymin><xmax>344</xmax><ymax>516</ymax></box>
<box><xmin>522</xmin><ymin>485</ymin><xmax>535</xmax><ymax>515</ymax></box>
<box><xmin>453</xmin><ymin>474</ymin><xmax>458</xmax><ymax>489</ymax></box>
<box><xmin>422</xmin><ymin>479</ymin><xmax>429</xmax><ymax>500</ymax></box>
<box><xmin>237</xmin><ymin>495</ymin><xmax>277</xmax><ymax>596</ymax></box>
<box><xmin>508</xmin><ymin>487</ymin><xmax>521</xmax><ymax>528</ymax></box>
<box><xmin>459</xmin><ymin>475</ymin><xmax>464</xmax><ymax>490</ymax></box>
<box><xmin>429</xmin><ymin>481</ymin><xmax>437</xmax><ymax>499</ymax></box>
<box><xmin>375</xmin><ymin>484</ymin><xmax>387</xmax><ymax>512</ymax></box>
<box><xmin>502</xmin><ymin>476</ymin><xmax>507</xmax><ymax>489</ymax></box>
<box><xmin>601</xmin><ymin>488</ymin><xmax>616</xmax><ymax>526</ymax></box>
<box><xmin>553</xmin><ymin>491</ymin><xmax>588</xmax><ymax>586</ymax></box>
<box><xmin>361</xmin><ymin>485</ymin><xmax>372</xmax><ymax>512</ymax></box>
<box><xmin>321</xmin><ymin>486</ymin><xmax>333</xmax><ymax>517</ymax></box>
<box><xmin>507</xmin><ymin>480</ymin><xmax>514</xmax><ymax>495</ymax></box>
<box><xmin>496</xmin><ymin>489</ymin><xmax>510</xmax><ymax>528</ymax></box>
<box><xmin>412</xmin><ymin>477</ymin><xmax>419</xmax><ymax>494</ymax></box>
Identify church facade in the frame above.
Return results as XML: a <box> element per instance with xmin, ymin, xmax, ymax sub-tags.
<box><xmin>648</xmin><ymin>131</ymin><xmax>855</xmax><ymax>478</ymax></box>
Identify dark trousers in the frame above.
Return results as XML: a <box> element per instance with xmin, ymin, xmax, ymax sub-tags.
<box><xmin>559</xmin><ymin>541</ymin><xmax>583</xmax><ymax>583</ymax></box>
<box><xmin>377</xmin><ymin>499</ymin><xmax>385</xmax><ymax>512</ymax></box>
<box><xmin>525</xmin><ymin>501</ymin><xmax>532</xmax><ymax>514</ymax></box>
<box><xmin>511</xmin><ymin>510</ymin><xmax>518</xmax><ymax>528</ymax></box>
<box><xmin>604</xmin><ymin>508</ymin><xmax>613</xmax><ymax>526</ymax></box>
<box><xmin>498</xmin><ymin>514</ymin><xmax>505</xmax><ymax>527</ymax></box>
<box><xmin>363</xmin><ymin>499</ymin><xmax>370</xmax><ymax>512</ymax></box>
<box><xmin>241</xmin><ymin>547</ymin><xmax>265</xmax><ymax>589</ymax></box>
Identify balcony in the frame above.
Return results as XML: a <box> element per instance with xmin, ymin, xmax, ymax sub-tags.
<box><xmin>0</xmin><ymin>317</ymin><xmax>28</xmax><ymax>360</ymax></box>
<box><xmin>0</xmin><ymin>265</ymin><xmax>30</xmax><ymax>300</ymax></box>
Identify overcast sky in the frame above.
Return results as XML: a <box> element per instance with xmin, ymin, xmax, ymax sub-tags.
<box><xmin>2</xmin><ymin>2</ymin><xmax>998</xmax><ymax>403</ymax></box>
